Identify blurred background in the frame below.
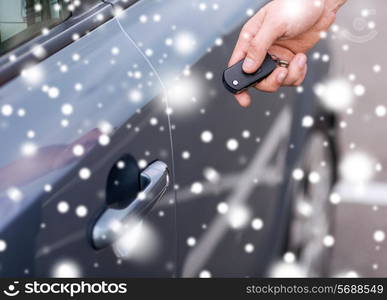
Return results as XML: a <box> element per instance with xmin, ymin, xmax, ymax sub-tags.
<box><xmin>1</xmin><ymin>0</ymin><xmax>386</xmax><ymax>278</ymax></box>
<box><xmin>327</xmin><ymin>0</ymin><xmax>387</xmax><ymax>277</ymax></box>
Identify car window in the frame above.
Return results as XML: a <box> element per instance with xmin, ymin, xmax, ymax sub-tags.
<box><xmin>0</xmin><ymin>0</ymin><xmax>71</xmax><ymax>56</ymax></box>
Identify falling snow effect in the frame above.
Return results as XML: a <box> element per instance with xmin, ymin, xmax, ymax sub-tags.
<box><xmin>0</xmin><ymin>0</ymin><xmax>385</xmax><ymax>279</ymax></box>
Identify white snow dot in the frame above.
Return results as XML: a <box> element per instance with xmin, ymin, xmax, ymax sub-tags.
<box><xmin>79</xmin><ymin>168</ymin><xmax>91</xmax><ymax>180</ymax></box>
<box><xmin>244</xmin><ymin>243</ymin><xmax>255</xmax><ymax>253</ymax></box>
<box><xmin>111</xmin><ymin>47</ymin><xmax>120</xmax><ymax>55</ymax></box>
<box><xmin>368</xmin><ymin>21</ymin><xmax>376</xmax><ymax>29</ymax></box>
<box><xmin>61</xmin><ymin>104</ymin><xmax>73</xmax><ymax>116</ymax></box>
<box><xmin>284</xmin><ymin>252</ymin><xmax>296</xmax><ymax>263</ymax></box>
<box><xmin>373</xmin><ymin>230</ymin><xmax>385</xmax><ymax>243</ymax></box>
<box><xmin>340</xmin><ymin>152</ymin><xmax>374</xmax><ymax>183</ymax></box>
<box><xmin>375</xmin><ymin>105</ymin><xmax>386</xmax><ymax>117</ymax></box>
<box><xmin>75</xmin><ymin>205</ymin><xmax>88</xmax><ymax>218</ymax></box>
<box><xmin>226</xmin><ymin>139</ymin><xmax>239</xmax><ymax>151</ymax></box>
<box><xmin>242</xmin><ymin>130</ymin><xmax>251</xmax><ymax>139</ymax></box>
<box><xmin>98</xmin><ymin>121</ymin><xmax>113</xmax><ymax>134</ymax></box>
<box><xmin>139</xmin><ymin>14</ymin><xmax>148</xmax><ymax>23</ymax></box>
<box><xmin>72</xmin><ymin>53</ymin><xmax>80</xmax><ymax>61</ymax></box>
<box><xmin>205</xmin><ymin>72</ymin><xmax>213</xmax><ymax>80</ymax></box>
<box><xmin>182</xmin><ymin>151</ymin><xmax>190</xmax><ymax>160</ymax></box>
<box><xmin>1</xmin><ymin>104</ymin><xmax>13</xmax><ymax>116</ymax></box>
<box><xmin>246</xmin><ymin>8</ymin><xmax>254</xmax><ymax>16</ymax></box>
<box><xmin>201</xmin><ymin>131</ymin><xmax>213</xmax><ymax>143</ymax></box>
<box><xmin>117</xmin><ymin>160</ymin><xmax>125</xmax><ymax>169</ymax></box>
<box><xmin>199</xmin><ymin>2</ymin><xmax>207</xmax><ymax>11</ymax></box>
<box><xmin>60</xmin><ymin>65</ymin><xmax>68</xmax><ymax>72</ymax></box>
<box><xmin>302</xmin><ymin>116</ymin><xmax>314</xmax><ymax>128</ymax></box>
<box><xmin>329</xmin><ymin>193</ymin><xmax>341</xmax><ymax>205</ymax></box>
<box><xmin>72</xmin><ymin>144</ymin><xmax>84</xmax><ymax>156</ymax></box>
<box><xmin>7</xmin><ymin>187</ymin><xmax>23</xmax><ymax>202</ymax></box>
<box><xmin>174</xmin><ymin>32</ymin><xmax>196</xmax><ymax>55</ymax></box>
<box><xmin>52</xmin><ymin>260</ymin><xmax>81</xmax><ymax>278</ymax></box>
<box><xmin>190</xmin><ymin>182</ymin><xmax>203</xmax><ymax>194</ymax></box>
<box><xmin>187</xmin><ymin>237</ymin><xmax>196</xmax><ymax>247</ymax></box>
<box><xmin>0</xmin><ymin>240</ymin><xmax>6</xmax><ymax>252</ymax></box>
<box><xmin>21</xmin><ymin>142</ymin><xmax>37</xmax><ymax>156</ymax></box>
<box><xmin>322</xmin><ymin>54</ymin><xmax>330</xmax><ymax>62</ymax></box>
<box><xmin>27</xmin><ymin>130</ymin><xmax>35</xmax><ymax>139</ymax></box>
<box><xmin>32</xmin><ymin>45</ymin><xmax>46</xmax><ymax>58</ymax></box>
<box><xmin>153</xmin><ymin>14</ymin><xmax>161</xmax><ymax>22</ymax></box>
<box><xmin>137</xmin><ymin>191</ymin><xmax>146</xmax><ymax>201</ymax></box>
<box><xmin>18</xmin><ymin>108</ymin><xmax>26</xmax><ymax>117</ymax></box>
<box><xmin>48</xmin><ymin>87</ymin><xmax>60</xmax><ymax>98</ymax></box>
<box><xmin>228</xmin><ymin>206</ymin><xmax>250</xmax><ymax>229</ymax></box>
<box><xmin>34</xmin><ymin>3</ymin><xmax>42</xmax><ymax>11</ymax></box>
<box><xmin>44</xmin><ymin>184</ymin><xmax>52</xmax><ymax>192</ymax></box>
<box><xmin>203</xmin><ymin>167</ymin><xmax>220</xmax><ymax>183</ymax></box>
<box><xmin>98</xmin><ymin>134</ymin><xmax>110</xmax><ymax>146</ymax></box>
<box><xmin>214</xmin><ymin>38</ymin><xmax>223</xmax><ymax>46</ymax></box>
<box><xmin>61</xmin><ymin>119</ymin><xmax>69</xmax><ymax>127</ymax></box>
<box><xmin>57</xmin><ymin>201</ymin><xmax>69</xmax><ymax>214</ymax></box>
<box><xmin>217</xmin><ymin>202</ymin><xmax>229</xmax><ymax>214</ymax></box>
<box><xmin>150</xmin><ymin>117</ymin><xmax>158</xmax><ymax>126</ymax></box>
<box><xmin>165</xmin><ymin>38</ymin><xmax>173</xmax><ymax>46</ymax></box>
<box><xmin>308</xmin><ymin>171</ymin><xmax>320</xmax><ymax>184</ymax></box>
<box><xmin>199</xmin><ymin>270</ymin><xmax>211</xmax><ymax>278</ymax></box>
<box><xmin>251</xmin><ymin>218</ymin><xmax>264</xmax><ymax>230</ymax></box>
<box><xmin>138</xmin><ymin>159</ymin><xmax>147</xmax><ymax>169</ymax></box>
<box><xmin>353</xmin><ymin>84</ymin><xmax>365</xmax><ymax>96</ymax></box>
<box><xmin>145</xmin><ymin>48</ymin><xmax>153</xmax><ymax>57</ymax></box>
<box><xmin>323</xmin><ymin>235</ymin><xmax>335</xmax><ymax>247</ymax></box>
<box><xmin>134</xmin><ymin>71</ymin><xmax>142</xmax><ymax>79</ymax></box>
<box><xmin>74</xmin><ymin>83</ymin><xmax>83</xmax><ymax>91</ymax></box>
<box><xmin>314</xmin><ymin>78</ymin><xmax>353</xmax><ymax>112</ymax></box>
<box><xmin>292</xmin><ymin>168</ymin><xmax>304</xmax><ymax>181</ymax></box>
<box><xmin>129</xmin><ymin>89</ymin><xmax>143</xmax><ymax>102</ymax></box>
<box><xmin>373</xmin><ymin>65</ymin><xmax>381</xmax><ymax>73</ymax></box>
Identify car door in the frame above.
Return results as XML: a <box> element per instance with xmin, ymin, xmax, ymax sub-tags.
<box><xmin>114</xmin><ymin>0</ymin><xmax>328</xmax><ymax>278</ymax></box>
<box><xmin>0</xmin><ymin>0</ymin><xmax>176</xmax><ymax>277</ymax></box>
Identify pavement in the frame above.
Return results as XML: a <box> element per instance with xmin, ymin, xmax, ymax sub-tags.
<box><xmin>327</xmin><ymin>0</ymin><xmax>387</xmax><ymax>277</ymax></box>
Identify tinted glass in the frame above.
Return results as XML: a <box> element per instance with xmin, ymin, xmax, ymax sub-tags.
<box><xmin>0</xmin><ymin>0</ymin><xmax>71</xmax><ymax>55</ymax></box>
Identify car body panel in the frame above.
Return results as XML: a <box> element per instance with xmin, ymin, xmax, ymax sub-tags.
<box><xmin>0</xmin><ymin>11</ymin><xmax>176</xmax><ymax>277</ymax></box>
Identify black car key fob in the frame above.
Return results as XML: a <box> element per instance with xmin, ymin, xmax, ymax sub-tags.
<box><xmin>222</xmin><ymin>54</ymin><xmax>277</xmax><ymax>94</ymax></box>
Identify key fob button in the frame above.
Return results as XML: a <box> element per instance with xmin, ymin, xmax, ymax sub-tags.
<box><xmin>223</xmin><ymin>54</ymin><xmax>277</xmax><ymax>94</ymax></box>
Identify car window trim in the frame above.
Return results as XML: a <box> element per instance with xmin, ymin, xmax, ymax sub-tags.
<box><xmin>0</xmin><ymin>0</ymin><xmax>138</xmax><ymax>86</ymax></box>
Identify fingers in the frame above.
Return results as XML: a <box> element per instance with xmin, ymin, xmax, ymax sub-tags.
<box><xmin>233</xmin><ymin>55</ymin><xmax>308</xmax><ymax>105</ymax></box>
<box><xmin>228</xmin><ymin>10</ymin><xmax>266</xmax><ymax>67</ymax></box>
<box><xmin>283</xmin><ymin>53</ymin><xmax>307</xmax><ymax>86</ymax></box>
<box><xmin>234</xmin><ymin>91</ymin><xmax>252</xmax><ymax>107</ymax></box>
<box><xmin>293</xmin><ymin>64</ymin><xmax>308</xmax><ymax>86</ymax></box>
<box><xmin>254</xmin><ymin>67</ymin><xmax>288</xmax><ymax>93</ymax></box>
<box><xmin>242</xmin><ymin>21</ymin><xmax>285</xmax><ymax>73</ymax></box>
<box><xmin>253</xmin><ymin>54</ymin><xmax>308</xmax><ymax>93</ymax></box>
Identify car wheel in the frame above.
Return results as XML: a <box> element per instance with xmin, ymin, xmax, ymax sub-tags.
<box><xmin>285</xmin><ymin>123</ymin><xmax>338</xmax><ymax>277</ymax></box>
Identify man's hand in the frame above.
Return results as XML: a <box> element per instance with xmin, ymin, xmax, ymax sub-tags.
<box><xmin>229</xmin><ymin>0</ymin><xmax>346</xmax><ymax>107</ymax></box>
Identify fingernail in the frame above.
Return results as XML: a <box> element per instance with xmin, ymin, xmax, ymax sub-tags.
<box><xmin>243</xmin><ymin>57</ymin><xmax>255</xmax><ymax>71</ymax></box>
<box><xmin>297</xmin><ymin>55</ymin><xmax>307</xmax><ymax>68</ymax></box>
<box><xmin>277</xmin><ymin>70</ymin><xmax>287</xmax><ymax>83</ymax></box>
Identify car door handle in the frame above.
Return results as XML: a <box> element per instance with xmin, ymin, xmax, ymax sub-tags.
<box><xmin>90</xmin><ymin>160</ymin><xmax>169</xmax><ymax>250</ymax></box>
